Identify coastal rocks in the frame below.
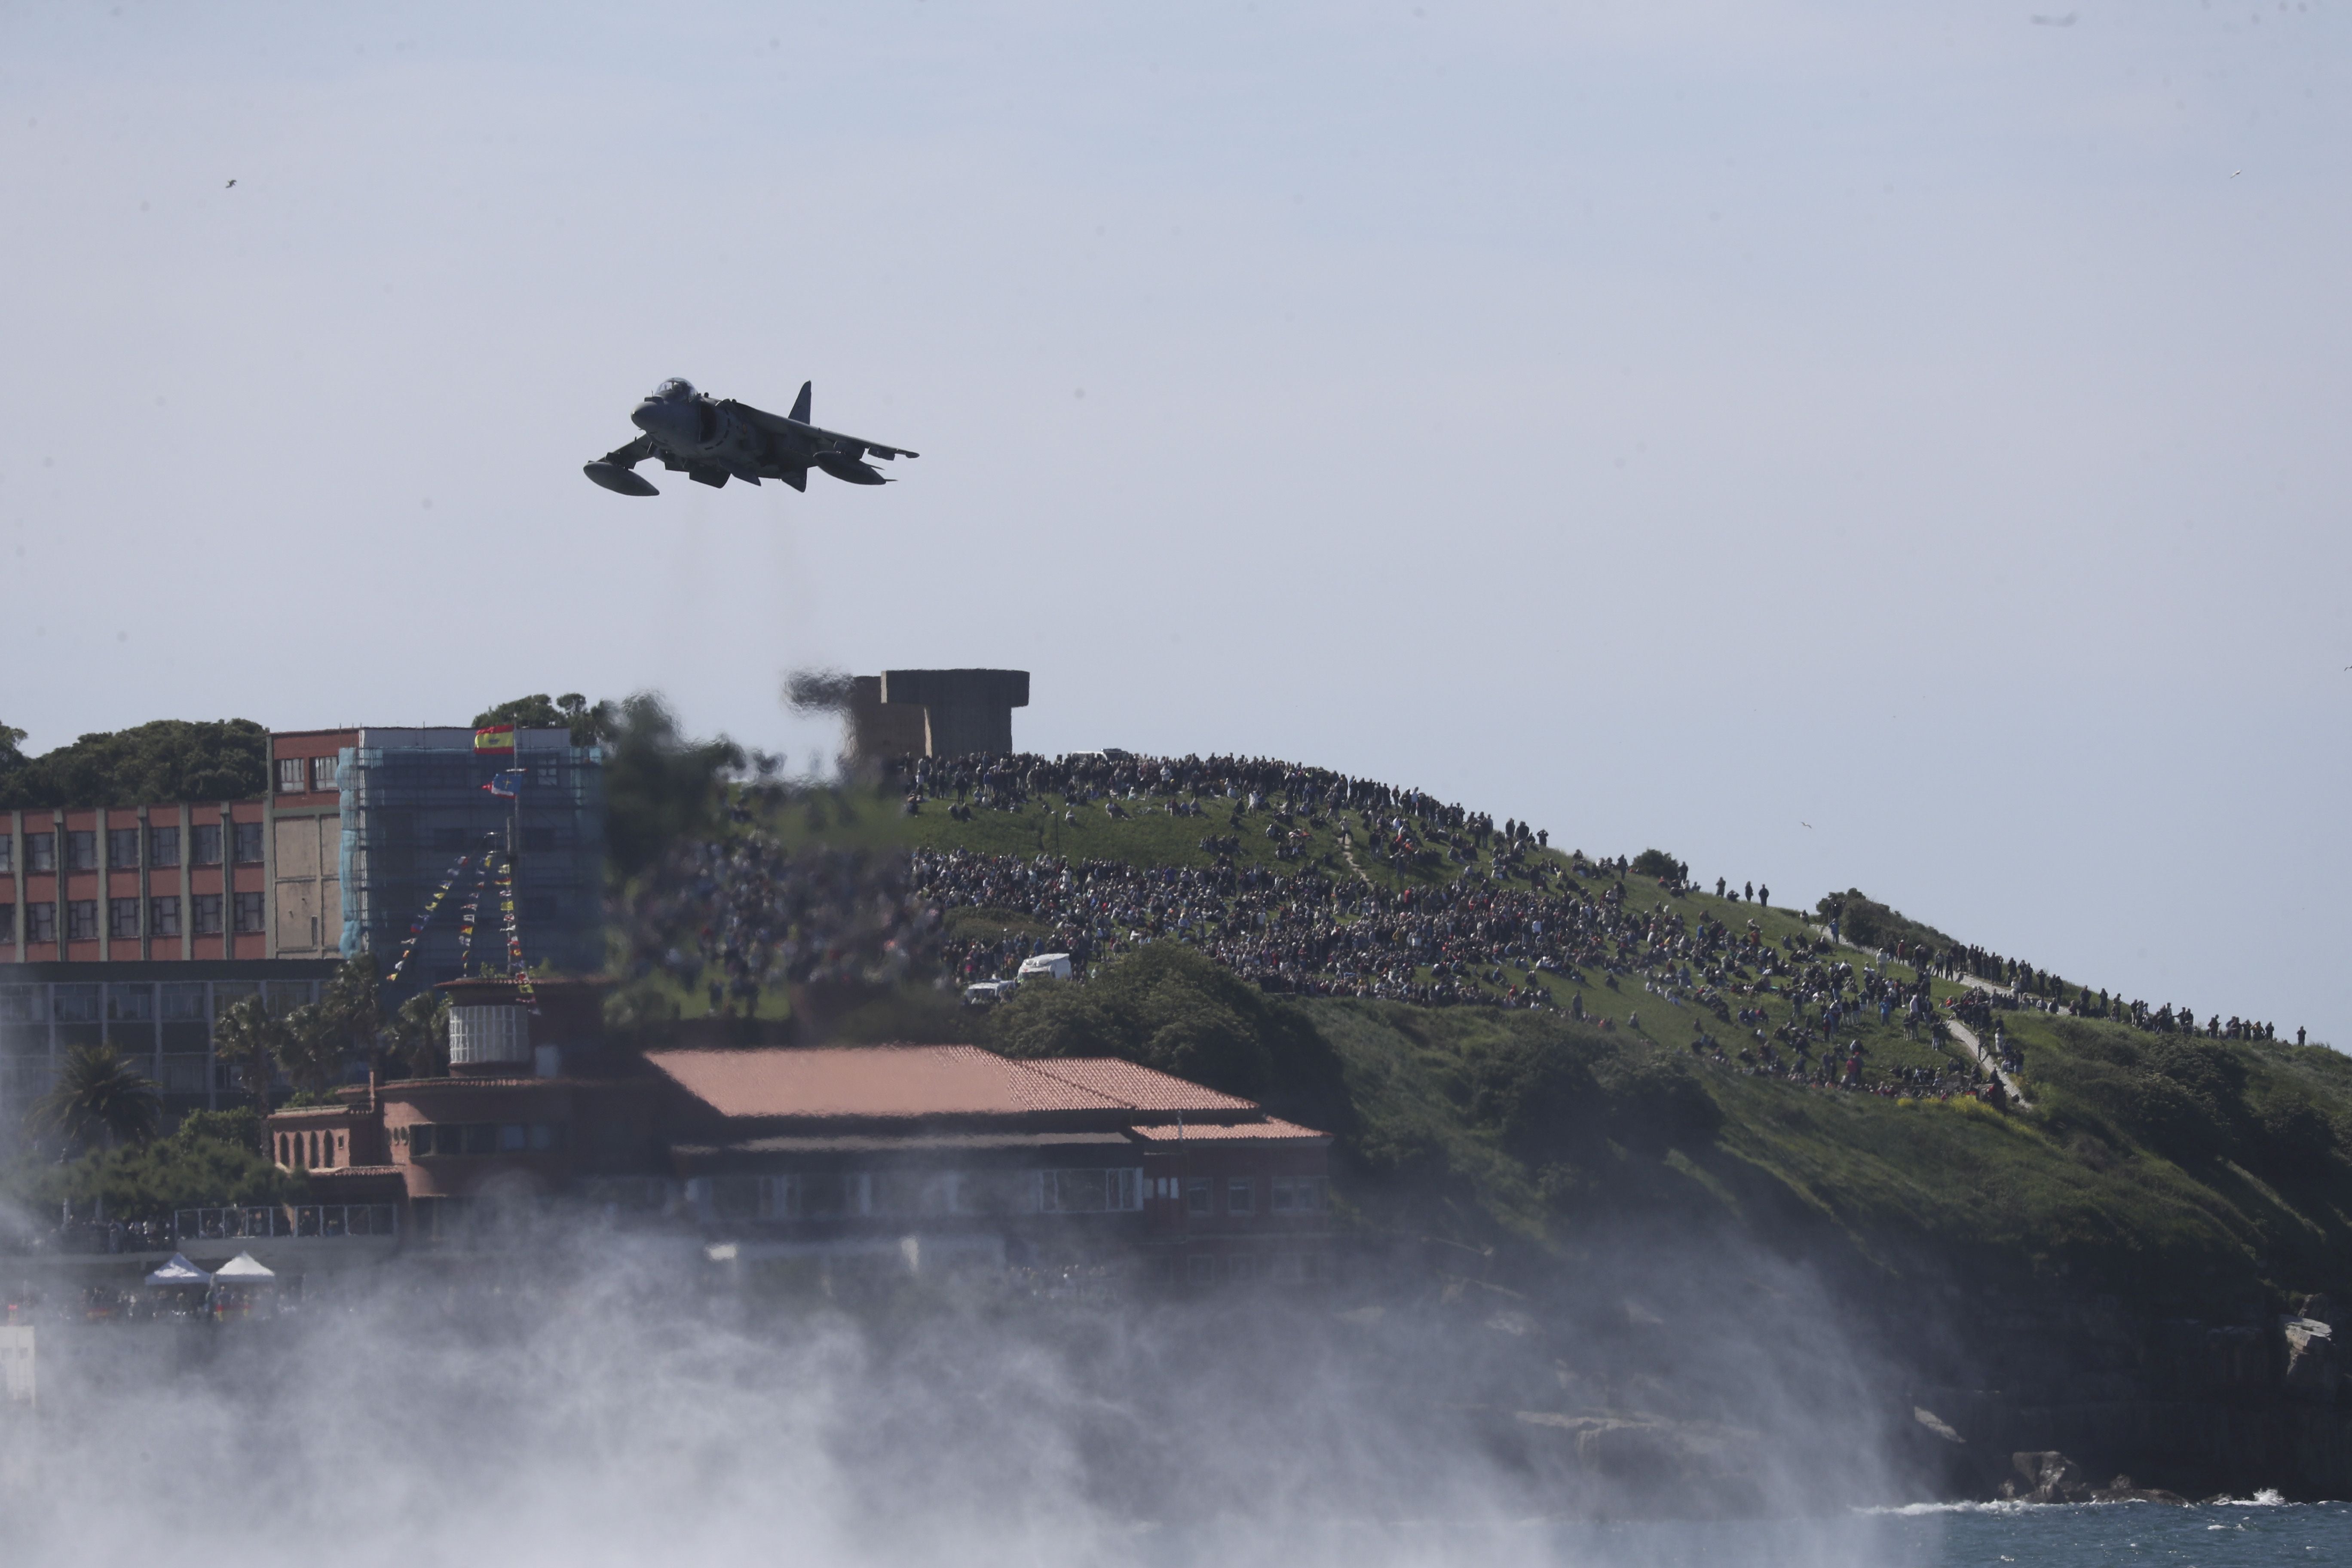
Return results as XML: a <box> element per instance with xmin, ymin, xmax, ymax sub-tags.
<box><xmin>2091</xmin><ymin>1475</ymin><xmax>2190</xmax><ymax>1504</ymax></box>
<box><xmin>2001</xmin><ymin>1450</ymin><xmax>2093</xmax><ymax>1504</ymax></box>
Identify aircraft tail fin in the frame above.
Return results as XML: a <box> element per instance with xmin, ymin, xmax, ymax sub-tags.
<box><xmin>789</xmin><ymin>380</ymin><xmax>812</xmax><ymax>423</ymax></box>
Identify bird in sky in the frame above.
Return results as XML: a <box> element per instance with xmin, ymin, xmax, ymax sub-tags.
<box><xmin>1801</xmin><ymin>821</ymin><xmax>1813</xmax><ymax>829</ymax></box>
<box><xmin>225</xmin><ymin>179</ymin><xmax>236</xmax><ymax>188</ymax></box>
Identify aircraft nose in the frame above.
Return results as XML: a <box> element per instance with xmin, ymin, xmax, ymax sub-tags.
<box><xmin>629</xmin><ymin>399</ymin><xmax>665</xmax><ymax>435</ymax></box>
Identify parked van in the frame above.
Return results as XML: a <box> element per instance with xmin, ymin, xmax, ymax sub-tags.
<box><xmin>962</xmin><ymin>980</ymin><xmax>1020</xmax><ymax>1006</ymax></box>
<box><xmin>1016</xmin><ymin>953</ymin><xmax>1074</xmax><ymax>983</ymax></box>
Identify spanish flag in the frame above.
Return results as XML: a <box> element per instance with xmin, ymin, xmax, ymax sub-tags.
<box><xmin>473</xmin><ymin>724</ymin><xmax>516</xmax><ymax>753</ymax></box>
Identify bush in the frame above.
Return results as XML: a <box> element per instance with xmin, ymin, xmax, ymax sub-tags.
<box><xmin>1630</xmin><ymin>849</ymin><xmax>1687</xmax><ymax>882</ymax></box>
<box><xmin>987</xmin><ymin>943</ymin><xmax>1354</xmax><ymax>1136</ymax></box>
<box><xmin>1817</xmin><ymin>889</ymin><xmax>1951</xmax><ymax>953</ymax></box>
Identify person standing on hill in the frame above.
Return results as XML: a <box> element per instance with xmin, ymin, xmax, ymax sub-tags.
<box><xmin>1758</xmin><ymin>883</ymin><xmax>1770</xmax><ymax>909</ymax></box>
<box><xmin>1743</xmin><ymin>882</ymin><xmax>1753</xmax><ymax>902</ymax></box>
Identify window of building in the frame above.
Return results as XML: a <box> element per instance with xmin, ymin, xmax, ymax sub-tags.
<box><xmin>65</xmin><ymin>832</ymin><xmax>96</xmax><ymax>872</ymax></box>
<box><xmin>1185</xmin><ymin>1254</ymin><xmax>1216</xmax><ymax>1284</ymax></box>
<box><xmin>150</xmin><ymin>897</ymin><xmax>181</xmax><ymax>937</ymax></box>
<box><xmin>1270</xmin><ymin>1177</ymin><xmax>1327</xmax><ymax>1214</ymax></box>
<box><xmin>108</xmin><ymin>898</ymin><xmax>141</xmax><ymax>940</ymax></box>
<box><xmin>311</xmin><ymin>755</ymin><xmax>339</xmax><ymax>792</ymax></box>
<box><xmin>190</xmin><ymin>824</ymin><xmax>223</xmax><ymax>866</ymax></box>
<box><xmin>1039</xmin><ymin>1167</ymin><xmax>1143</xmax><ymax>1213</ymax></box>
<box><xmin>0</xmin><ymin>987</ymin><xmax>38</xmax><ymax>1024</ymax></box>
<box><xmin>190</xmin><ymin>894</ymin><xmax>224</xmax><ymax>935</ymax></box>
<box><xmin>26</xmin><ymin>833</ymin><xmax>56</xmax><ymax>873</ymax></box>
<box><xmin>266</xmin><ymin>982</ymin><xmax>312</xmax><ymax>1014</ymax></box>
<box><xmin>160</xmin><ymin>984</ymin><xmax>206</xmax><ymax>1022</ymax></box>
<box><xmin>66</xmin><ymin>900</ymin><xmax>98</xmax><ymax>941</ymax></box>
<box><xmin>0</xmin><ymin>836</ymin><xmax>11</xmax><ymax>873</ymax></box>
<box><xmin>107</xmin><ymin>986</ymin><xmax>153</xmax><ymax>1022</ymax></box>
<box><xmin>232</xmin><ymin>892</ymin><xmax>265</xmax><ymax>934</ymax></box>
<box><xmin>0</xmin><ymin>905</ymin><xmax>12</xmax><ymax>944</ymax></box>
<box><xmin>1185</xmin><ymin>1177</ymin><xmax>1213</xmax><ymax>1216</ymax></box>
<box><xmin>106</xmin><ymin>828</ymin><xmax>140</xmax><ymax>867</ymax></box>
<box><xmin>532</xmin><ymin>761</ymin><xmax>559</xmax><ymax>787</ymax></box>
<box><xmin>27</xmin><ymin>905</ymin><xmax>57</xmax><ymax>943</ymax></box>
<box><xmin>232</xmin><ymin>823</ymin><xmax>263</xmax><ymax>864</ymax></box>
<box><xmin>148</xmin><ymin>826</ymin><xmax>180</xmax><ymax>867</ymax></box>
<box><xmin>1225</xmin><ymin>1254</ymin><xmax>1258</xmax><ymax>1284</ymax></box>
<box><xmin>1226</xmin><ymin>1178</ymin><xmax>1256</xmax><ymax>1216</ymax></box>
<box><xmin>52</xmin><ymin>985</ymin><xmax>98</xmax><ymax>1023</ymax></box>
<box><xmin>277</xmin><ymin>758</ymin><xmax>305</xmax><ymax>794</ymax></box>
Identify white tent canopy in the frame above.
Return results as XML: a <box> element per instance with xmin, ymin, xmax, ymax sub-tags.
<box><xmin>145</xmin><ymin>1253</ymin><xmax>211</xmax><ymax>1287</ymax></box>
<box><xmin>213</xmin><ymin>1252</ymin><xmax>276</xmax><ymax>1281</ymax></box>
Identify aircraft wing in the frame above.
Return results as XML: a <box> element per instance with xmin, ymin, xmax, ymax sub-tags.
<box><xmin>726</xmin><ymin>399</ymin><xmax>919</xmax><ymax>463</ymax></box>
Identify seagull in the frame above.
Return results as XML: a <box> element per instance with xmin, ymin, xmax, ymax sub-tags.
<box><xmin>2232</xmin><ymin>170</ymin><xmax>2242</xmax><ymax>178</ymax></box>
<box><xmin>225</xmin><ymin>179</ymin><xmax>236</xmax><ymax>188</ymax></box>
<box><xmin>1801</xmin><ymin>821</ymin><xmax>1813</xmax><ymax>830</ymax></box>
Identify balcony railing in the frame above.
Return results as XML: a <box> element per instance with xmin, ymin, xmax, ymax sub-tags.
<box><xmin>173</xmin><ymin>1204</ymin><xmax>398</xmax><ymax>1242</ymax></box>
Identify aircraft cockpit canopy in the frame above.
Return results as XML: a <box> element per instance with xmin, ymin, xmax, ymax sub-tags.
<box><xmin>651</xmin><ymin>378</ymin><xmax>696</xmax><ymax>401</ymax></box>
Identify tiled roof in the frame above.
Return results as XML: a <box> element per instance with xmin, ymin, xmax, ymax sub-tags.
<box><xmin>1015</xmin><ymin>1057</ymin><xmax>1257</xmax><ymax>1114</ymax></box>
<box><xmin>1128</xmin><ymin>1118</ymin><xmax>1329</xmax><ymax>1142</ymax></box>
<box><xmin>646</xmin><ymin>1045</ymin><xmax>1121</xmax><ymax>1120</ymax></box>
<box><xmin>644</xmin><ymin>1044</ymin><xmax>1275</xmax><ymax>1123</ymax></box>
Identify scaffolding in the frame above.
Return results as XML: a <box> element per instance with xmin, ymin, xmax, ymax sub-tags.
<box><xmin>339</xmin><ymin>731</ymin><xmax>606</xmax><ymax>998</ymax></box>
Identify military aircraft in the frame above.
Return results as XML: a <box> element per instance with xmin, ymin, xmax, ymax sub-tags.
<box><xmin>582</xmin><ymin>378</ymin><xmax>917</xmax><ymax>495</ymax></box>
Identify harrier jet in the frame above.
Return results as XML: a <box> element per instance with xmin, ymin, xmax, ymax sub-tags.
<box><xmin>582</xmin><ymin>378</ymin><xmax>917</xmax><ymax>495</ymax></box>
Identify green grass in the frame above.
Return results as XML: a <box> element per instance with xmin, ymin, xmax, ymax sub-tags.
<box><xmin>650</xmin><ymin>776</ymin><xmax>2352</xmax><ymax>1313</ymax></box>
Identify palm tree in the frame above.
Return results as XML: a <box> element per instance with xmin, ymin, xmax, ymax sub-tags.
<box><xmin>320</xmin><ymin>952</ymin><xmax>388</xmax><ymax>1072</ymax></box>
<box><xmin>276</xmin><ymin>1002</ymin><xmax>349</xmax><ymax>1094</ymax></box>
<box><xmin>35</xmin><ymin>1044</ymin><xmax>160</xmax><ymax>1151</ymax></box>
<box><xmin>211</xmin><ymin>994</ymin><xmax>288</xmax><ymax>1123</ymax></box>
<box><xmin>389</xmin><ymin>991</ymin><xmax>451</xmax><ymax>1078</ymax></box>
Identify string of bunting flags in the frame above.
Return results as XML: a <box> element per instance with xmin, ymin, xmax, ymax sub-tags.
<box><xmin>385</xmin><ymin>851</ymin><xmax>470</xmax><ymax>983</ymax></box>
<box><xmin>495</xmin><ymin>852</ymin><xmax>538</xmax><ymax>1010</ymax></box>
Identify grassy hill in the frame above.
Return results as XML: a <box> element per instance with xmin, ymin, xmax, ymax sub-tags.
<box><xmin>619</xmin><ymin>767</ymin><xmax>2352</xmax><ymax>1320</ymax></box>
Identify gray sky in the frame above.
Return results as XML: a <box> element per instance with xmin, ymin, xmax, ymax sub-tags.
<box><xmin>5</xmin><ymin>3</ymin><xmax>2346</xmax><ymax>1040</ymax></box>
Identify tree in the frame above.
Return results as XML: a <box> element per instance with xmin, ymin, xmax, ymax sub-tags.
<box><xmin>318</xmin><ymin>951</ymin><xmax>389</xmax><ymax>1074</ymax></box>
<box><xmin>0</xmin><ymin>723</ymin><xmax>25</xmax><ymax>777</ymax></box>
<box><xmin>33</xmin><ymin>1044</ymin><xmax>161</xmax><ymax>1151</ymax></box>
<box><xmin>276</xmin><ymin>1004</ymin><xmax>349</xmax><ymax>1095</ymax></box>
<box><xmin>0</xmin><ymin>719</ymin><xmax>269</xmax><ymax>808</ymax></box>
<box><xmin>389</xmin><ymin>991</ymin><xmax>452</xmax><ymax>1078</ymax></box>
<box><xmin>602</xmin><ymin>694</ymin><xmax>743</xmax><ymax>878</ymax></box>
<box><xmin>474</xmin><ymin>692</ymin><xmax>618</xmax><ymax>748</ymax></box>
<box><xmin>211</xmin><ymin>994</ymin><xmax>288</xmax><ymax>1126</ymax></box>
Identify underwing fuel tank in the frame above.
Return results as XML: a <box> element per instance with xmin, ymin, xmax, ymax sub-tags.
<box><xmin>813</xmin><ymin>451</ymin><xmax>885</xmax><ymax>485</ymax></box>
<box><xmin>583</xmin><ymin>462</ymin><xmax>659</xmax><ymax>496</ymax></box>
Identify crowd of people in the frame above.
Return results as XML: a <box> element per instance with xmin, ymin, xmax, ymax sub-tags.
<box><xmin>620</xmin><ymin>748</ymin><xmax>2299</xmax><ymax>1071</ymax></box>
<box><xmin>616</xmin><ymin>832</ymin><xmax>942</xmax><ymax>1014</ymax></box>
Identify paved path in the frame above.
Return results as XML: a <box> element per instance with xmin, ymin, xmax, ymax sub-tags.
<box><xmin>1809</xmin><ymin>927</ymin><xmax>2033</xmax><ymax>1106</ymax></box>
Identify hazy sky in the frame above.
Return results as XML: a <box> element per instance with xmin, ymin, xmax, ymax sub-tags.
<box><xmin>5</xmin><ymin>4</ymin><xmax>2347</xmax><ymax>1039</ymax></box>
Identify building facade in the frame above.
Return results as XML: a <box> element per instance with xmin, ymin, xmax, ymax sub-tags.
<box><xmin>0</xmin><ymin>726</ymin><xmax>608</xmax><ymax>1133</ymax></box>
<box><xmin>266</xmin><ymin>1009</ymin><xmax>1334</xmax><ymax>1289</ymax></box>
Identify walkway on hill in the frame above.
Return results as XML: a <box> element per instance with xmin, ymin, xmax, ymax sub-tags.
<box><xmin>1811</xmin><ymin>925</ymin><xmax>2032</xmax><ymax>1107</ymax></box>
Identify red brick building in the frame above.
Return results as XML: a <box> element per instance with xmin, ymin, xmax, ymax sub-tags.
<box><xmin>0</xmin><ymin>730</ymin><xmax>357</xmax><ymax>1116</ymax></box>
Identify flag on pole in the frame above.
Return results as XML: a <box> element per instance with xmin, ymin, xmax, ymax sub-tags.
<box><xmin>481</xmin><ymin>768</ymin><xmax>526</xmax><ymax>799</ymax></box>
<box><xmin>473</xmin><ymin>725</ymin><xmax>516</xmax><ymax>753</ymax></box>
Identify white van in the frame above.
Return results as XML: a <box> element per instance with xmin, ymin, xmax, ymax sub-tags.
<box><xmin>962</xmin><ymin>980</ymin><xmax>1020</xmax><ymax>1006</ymax></box>
<box><xmin>1017</xmin><ymin>953</ymin><xmax>1074</xmax><ymax>983</ymax></box>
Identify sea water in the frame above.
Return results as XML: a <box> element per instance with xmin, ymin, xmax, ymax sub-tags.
<box><xmin>1137</xmin><ymin>1498</ymin><xmax>2343</xmax><ymax>1568</ymax></box>
<box><xmin>1551</xmin><ymin>1496</ymin><xmax>2343</xmax><ymax>1568</ymax></box>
